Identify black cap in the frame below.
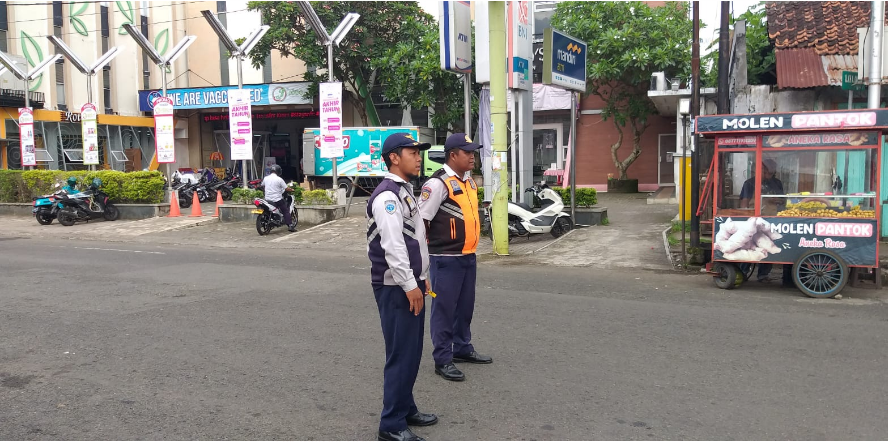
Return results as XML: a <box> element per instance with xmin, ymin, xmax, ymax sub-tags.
<box><xmin>444</xmin><ymin>133</ymin><xmax>482</xmax><ymax>151</ymax></box>
<box><xmin>382</xmin><ymin>133</ymin><xmax>431</xmax><ymax>156</ymax></box>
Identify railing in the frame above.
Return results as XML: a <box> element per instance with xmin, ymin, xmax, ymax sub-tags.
<box><xmin>0</xmin><ymin>89</ymin><xmax>46</xmax><ymax>108</ymax></box>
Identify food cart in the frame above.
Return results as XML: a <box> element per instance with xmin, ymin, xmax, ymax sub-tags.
<box><xmin>695</xmin><ymin>109</ymin><xmax>884</xmax><ymax>298</ymax></box>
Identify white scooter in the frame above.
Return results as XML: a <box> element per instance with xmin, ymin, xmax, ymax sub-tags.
<box><xmin>481</xmin><ymin>182</ymin><xmax>573</xmax><ymax>240</ymax></box>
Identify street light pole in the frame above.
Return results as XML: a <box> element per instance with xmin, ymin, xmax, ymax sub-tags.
<box><xmin>328</xmin><ymin>42</ymin><xmax>337</xmax><ymax>185</ymax></box>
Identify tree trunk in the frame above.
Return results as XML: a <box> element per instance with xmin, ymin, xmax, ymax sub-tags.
<box><xmin>609</xmin><ymin>119</ymin><xmax>626</xmax><ymax>179</ymax></box>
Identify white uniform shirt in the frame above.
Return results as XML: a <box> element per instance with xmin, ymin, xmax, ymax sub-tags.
<box><xmin>369</xmin><ymin>173</ymin><xmax>430</xmax><ymax>292</ymax></box>
<box><xmin>261</xmin><ymin>174</ymin><xmax>287</xmax><ymax>202</ymax></box>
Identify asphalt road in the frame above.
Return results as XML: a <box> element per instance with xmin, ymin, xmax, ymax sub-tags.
<box><xmin>1</xmin><ymin>236</ymin><xmax>887</xmax><ymax>440</ymax></box>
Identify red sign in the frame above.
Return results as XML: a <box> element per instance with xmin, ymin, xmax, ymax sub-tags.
<box><xmin>203</xmin><ymin>110</ymin><xmax>319</xmax><ymax>123</ymax></box>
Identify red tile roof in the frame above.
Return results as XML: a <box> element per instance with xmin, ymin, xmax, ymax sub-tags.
<box><xmin>766</xmin><ymin>2</ymin><xmax>879</xmax><ymax>88</ymax></box>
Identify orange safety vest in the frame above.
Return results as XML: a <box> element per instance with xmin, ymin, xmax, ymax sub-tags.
<box><xmin>427</xmin><ymin>169</ymin><xmax>479</xmax><ymax>255</ymax></box>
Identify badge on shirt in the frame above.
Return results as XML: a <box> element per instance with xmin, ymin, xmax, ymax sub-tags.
<box><xmin>450</xmin><ymin>179</ymin><xmax>463</xmax><ymax>195</ymax></box>
<box><xmin>467</xmin><ymin>179</ymin><xmax>476</xmax><ymax>190</ymax></box>
<box><xmin>421</xmin><ymin>186</ymin><xmax>432</xmax><ymax>201</ymax></box>
<box><xmin>403</xmin><ymin>195</ymin><xmax>418</xmax><ymax>216</ymax></box>
<box><xmin>384</xmin><ymin>200</ymin><xmax>397</xmax><ymax>214</ymax></box>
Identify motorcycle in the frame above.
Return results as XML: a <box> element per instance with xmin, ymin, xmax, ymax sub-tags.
<box><xmin>481</xmin><ymin>182</ymin><xmax>573</xmax><ymax>240</ymax></box>
<box><xmin>32</xmin><ymin>189</ymin><xmax>66</xmax><ymax>225</ymax></box>
<box><xmin>55</xmin><ymin>178</ymin><xmax>120</xmax><ymax>226</ymax></box>
<box><xmin>253</xmin><ymin>185</ymin><xmax>298</xmax><ymax>235</ymax></box>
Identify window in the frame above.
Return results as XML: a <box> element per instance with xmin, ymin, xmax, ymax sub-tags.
<box><xmin>0</xmin><ymin>1</ymin><xmax>8</xmax><ymax>52</ymax></box>
<box><xmin>141</xmin><ymin>16</ymin><xmax>150</xmax><ymax>89</ymax></box>
<box><xmin>54</xmin><ymin>27</ymin><xmax>66</xmax><ymax>110</ymax></box>
<box><xmin>217</xmin><ymin>1</ymin><xmax>230</xmax><ymax>85</ymax></box>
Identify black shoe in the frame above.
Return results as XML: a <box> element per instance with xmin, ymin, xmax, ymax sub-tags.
<box><xmin>406</xmin><ymin>412</ymin><xmax>438</xmax><ymax>427</ymax></box>
<box><xmin>378</xmin><ymin>429</ymin><xmax>424</xmax><ymax>441</ymax></box>
<box><xmin>288</xmin><ymin>226</ymin><xmax>297</xmax><ymax>232</ymax></box>
<box><xmin>434</xmin><ymin>363</ymin><xmax>465</xmax><ymax>381</ymax></box>
<box><xmin>452</xmin><ymin>351</ymin><xmax>493</xmax><ymax>364</ymax></box>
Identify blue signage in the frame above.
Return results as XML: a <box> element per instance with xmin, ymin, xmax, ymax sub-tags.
<box><xmin>543</xmin><ymin>28</ymin><xmax>587</xmax><ymax>92</ymax></box>
<box><xmin>137</xmin><ymin>82</ymin><xmax>311</xmax><ymax>111</ymax></box>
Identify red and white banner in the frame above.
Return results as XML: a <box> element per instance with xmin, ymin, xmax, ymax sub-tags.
<box><xmin>153</xmin><ymin>96</ymin><xmax>175</xmax><ymax>163</ymax></box>
<box><xmin>18</xmin><ymin>107</ymin><xmax>35</xmax><ymax>167</ymax></box>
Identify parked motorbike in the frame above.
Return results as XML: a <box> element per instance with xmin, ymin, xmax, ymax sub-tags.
<box><xmin>481</xmin><ymin>182</ymin><xmax>573</xmax><ymax>240</ymax></box>
<box><xmin>253</xmin><ymin>185</ymin><xmax>298</xmax><ymax>235</ymax></box>
<box><xmin>55</xmin><ymin>178</ymin><xmax>120</xmax><ymax>226</ymax></box>
<box><xmin>32</xmin><ymin>189</ymin><xmax>66</xmax><ymax>225</ymax></box>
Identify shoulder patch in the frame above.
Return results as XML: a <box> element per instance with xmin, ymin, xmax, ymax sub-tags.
<box><xmin>384</xmin><ymin>200</ymin><xmax>397</xmax><ymax>214</ymax></box>
<box><xmin>421</xmin><ymin>186</ymin><xmax>432</xmax><ymax>201</ymax></box>
<box><xmin>468</xmin><ymin>179</ymin><xmax>477</xmax><ymax>190</ymax></box>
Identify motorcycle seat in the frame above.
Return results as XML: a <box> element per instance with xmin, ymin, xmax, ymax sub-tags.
<box><xmin>513</xmin><ymin>201</ymin><xmax>534</xmax><ymax>212</ymax></box>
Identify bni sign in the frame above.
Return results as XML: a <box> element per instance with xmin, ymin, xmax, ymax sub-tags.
<box><xmin>439</xmin><ymin>1</ymin><xmax>472</xmax><ymax>73</ymax></box>
<box><xmin>542</xmin><ymin>28</ymin><xmax>587</xmax><ymax>92</ymax></box>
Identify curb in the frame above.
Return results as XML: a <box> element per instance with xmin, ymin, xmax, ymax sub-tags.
<box><xmin>662</xmin><ymin>226</ymin><xmax>676</xmax><ymax>268</ymax></box>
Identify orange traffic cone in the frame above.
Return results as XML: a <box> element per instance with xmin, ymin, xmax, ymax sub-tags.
<box><xmin>189</xmin><ymin>191</ymin><xmax>204</xmax><ymax>217</ymax></box>
<box><xmin>168</xmin><ymin>190</ymin><xmax>181</xmax><ymax>217</ymax></box>
<box><xmin>213</xmin><ymin>190</ymin><xmax>223</xmax><ymax>217</ymax></box>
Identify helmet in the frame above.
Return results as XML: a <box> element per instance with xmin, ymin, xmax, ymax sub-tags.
<box><xmin>92</xmin><ymin>178</ymin><xmax>102</xmax><ymax>188</ymax></box>
<box><xmin>271</xmin><ymin>164</ymin><xmax>282</xmax><ymax>176</ymax></box>
<box><xmin>66</xmin><ymin>177</ymin><xmax>77</xmax><ymax>186</ymax></box>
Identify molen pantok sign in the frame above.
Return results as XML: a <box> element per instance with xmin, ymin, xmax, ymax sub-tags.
<box><xmin>698</xmin><ymin>110</ymin><xmax>888</xmax><ymax>133</ymax></box>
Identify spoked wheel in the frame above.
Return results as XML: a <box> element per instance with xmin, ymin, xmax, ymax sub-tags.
<box><xmin>793</xmin><ymin>250</ymin><xmax>848</xmax><ymax>298</ymax></box>
<box><xmin>103</xmin><ymin>203</ymin><xmax>120</xmax><ymax>221</ymax></box>
<box><xmin>256</xmin><ymin>212</ymin><xmax>272</xmax><ymax>236</ymax></box>
<box><xmin>221</xmin><ymin>187</ymin><xmax>233</xmax><ymax>201</ymax></box>
<box><xmin>36</xmin><ymin>212</ymin><xmax>54</xmax><ymax>225</ymax></box>
<box><xmin>551</xmin><ymin>216</ymin><xmax>574</xmax><ymax>238</ymax></box>
<box><xmin>713</xmin><ymin>262</ymin><xmax>741</xmax><ymax>289</ymax></box>
<box><xmin>179</xmin><ymin>194</ymin><xmax>192</xmax><ymax>209</ymax></box>
<box><xmin>207</xmin><ymin>190</ymin><xmax>217</xmax><ymax>202</ymax></box>
<box><xmin>290</xmin><ymin>208</ymin><xmax>298</xmax><ymax>229</ymax></box>
<box><xmin>57</xmin><ymin>209</ymin><xmax>76</xmax><ymax>227</ymax></box>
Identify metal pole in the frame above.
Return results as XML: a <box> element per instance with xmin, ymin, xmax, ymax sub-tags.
<box><xmin>716</xmin><ymin>1</ymin><xmax>731</xmax><ymax>114</ymax></box>
<box><xmin>328</xmin><ymin>43</ymin><xmax>337</xmax><ymax>190</ymax></box>
<box><xmin>569</xmin><ymin>91</ymin><xmax>577</xmax><ymax>222</ymax></box>
<box><xmin>87</xmin><ymin>75</ymin><xmax>95</xmax><ymax>172</ymax></box>
<box><xmin>237</xmin><ymin>55</ymin><xmax>248</xmax><ymax>188</ymax></box>
<box><xmin>849</xmin><ymin>89</ymin><xmax>854</xmax><ymax>110</ymax></box>
<box><xmin>464</xmin><ymin>73</ymin><xmax>471</xmax><ymax>135</ymax></box>
<box><xmin>25</xmin><ymin>79</ymin><xmax>31</xmax><ymax>170</ymax></box>
<box><xmin>490</xmin><ymin>1</ymin><xmax>509</xmax><ymax>255</ymax></box>
<box><xmin>510</xmin><ymin>92</ymin><xmax>517</xmax><ymax>202</ymax></box>
<box><xmin>162</xmin><ymin>66</ymin><xmax>171</xmax><ymax>189</ymax></box>
<box><xmin>869</xmin><ymin>0</ymin><xmax>884</xmax><ymax>109</ymax></box>
<box><xmin>680</xmin><ymin>116</ymin><xmax>688</xmax><ymax>270</ymax></box>
<box><xmin>690</xmin><ymin>1</ymin><xmax>701</xmax><ymax>247</ymax></box>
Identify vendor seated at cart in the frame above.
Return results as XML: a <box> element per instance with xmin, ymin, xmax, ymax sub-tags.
<box><xmin>739</xmin><ymin>159</ymin><xmax>785</xmax><ymax>215</ymax></box>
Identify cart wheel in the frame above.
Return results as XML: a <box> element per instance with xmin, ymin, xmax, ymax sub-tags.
<box><xmin>793</xmin><ymin>250</ymin><xmax>848</xmax><ymax>298</ymax></box>
<box><xmin>713</xmin><ymin>263</ymin><xmax>740</xmax><ymax>290</ymax></box>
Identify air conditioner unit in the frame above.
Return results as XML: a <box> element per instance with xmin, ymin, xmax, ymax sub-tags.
<box><xmin>650</xmin><ymin>72</ymin><xmax>666</xmax><ymax>91</ymax></box>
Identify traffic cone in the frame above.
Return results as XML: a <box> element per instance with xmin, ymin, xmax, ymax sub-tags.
<box><xmin>168</xmin><ymin>190</ymin><xmax>181</xmax><ymax>217</ymax></box>
<box><xmin>189</xmin><ymin>191</ymin><xmax>204</xmax><ymax>217</ymax></box>
<box><xmin>213</xmin><ymin>190</ymin><xmax>223</xmax><ymax>217</ymax></box>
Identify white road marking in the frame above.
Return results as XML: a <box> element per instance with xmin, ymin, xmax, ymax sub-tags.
<box><xmin>71</xmin><ymin>246</ymin><xmax>165</xmax><ymax>255</ymax></box>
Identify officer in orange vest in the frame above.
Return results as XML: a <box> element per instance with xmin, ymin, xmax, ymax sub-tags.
<box><xmin>419</xmin><ymin>133</ymin><xmax>492</xmax><ymax>382</ymax></box>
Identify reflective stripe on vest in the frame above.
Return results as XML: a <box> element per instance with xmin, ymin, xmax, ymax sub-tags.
<box><xmin>428</xmin><ymin>170</ymin><xmax>479</xmax><ymax>255</ymax></box>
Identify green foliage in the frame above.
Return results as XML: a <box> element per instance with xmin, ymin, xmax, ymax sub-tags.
<box><xmin>231</xmin><ymin>188</ymin><xmax>264</xmax><ymax>205</ymax></box>
<box><xmin>248</xmin><ymin>1</ymin><xmax>473</xmax><ymax>130</ymax></box>
<box><xmin>667</xmin><ymin>235</ymin><xmax>679</xmax><ymax>247</ymax></box>
<box><xmin>553</xmin><ymin>187</ymin><xmax>598</xmax><ymax>207</ymax></box>
<box><xmin>670</xmin><ymin>220</ymin><xmax>691</xmax><ymax>234</ymax></box>
<box><xmin>600</xmin><ymin>217</ymin><xmax>610</xmax><ymax>226</ymax></box>
<box><xmin>290</xmin><ymin>186</ymin><xmax>304</xmax><ymax>204</ymax></box>
<box><xmin>701</xmin><ymin>3</ymin><xmax>775</xmax><ymax>87</ymax></box>
<box><xmin>302</xmin><ymin>189</ymin><xmax>334</xmax><ymax>205</ymax></box>
<box><xmin>552</xmin><ymin>2</ymin><xmax>692</xmax><ymax>179</ymax></box>
<box><xmin>0</xmin><ymin>170</ymin><xmax>164</xmax><ymax>203</ymax></box>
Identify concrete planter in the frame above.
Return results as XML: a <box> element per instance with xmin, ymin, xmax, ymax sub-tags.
<box><xmin>573</xmin><ymin>206</ymin><xmax>608</xmax><ymax>226</ymax></box>
<box><xmin>0</xmin><ymin>202</ymin><xmax>169</xmax><ymax>220</ymax></box>
<box><xmin>0</xmin><ymin>203</ymin><xmax>36</xmax><ymax>217</ymax></box>
<box><xmin>607</xmin><ymin>179</ymin><xmax>638</xmax><ymax>193</ymax></box>
<box><xmin>117</xmin><ymin>203</ymin><xmax>170</xmax><ymax>219</ymax></box>
<box><xmin>219</xmin><ymin>204</ymin><xmax>346</xmax><ymax>226</ymax></box>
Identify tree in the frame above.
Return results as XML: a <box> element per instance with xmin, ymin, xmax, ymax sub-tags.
<box><xmin>701</xmin><ymin>2</ymin><xmax>776</xmax><ymax>87</ymax></box>
<box><xmin>247</xmin><ymin>1</ymin><xmax>473</xmax><ymax>131</ymax></box>
<box><xmin>551</xmin><ymin>2</ymin><xmax>692</xmax><ymax>180</ymax></box>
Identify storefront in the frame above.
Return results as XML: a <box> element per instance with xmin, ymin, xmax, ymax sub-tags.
<box><xmin>0</xmin><ymin>108</ymin><xmax>155</xmax><ymax>171</ymax></box>
<box><xmin>137</xmin><ymin>82</ymin><xmax>318</xmax><ymax>182</ymax></box>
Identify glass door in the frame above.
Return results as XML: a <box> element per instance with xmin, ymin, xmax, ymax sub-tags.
<box><xmin>532</xmin><ymin>124</ymin><xmax>563</xmax><ymax>185</ymax></box>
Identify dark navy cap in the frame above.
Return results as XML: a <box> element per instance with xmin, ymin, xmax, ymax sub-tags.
<box><xmin>382</xmin><ymin>133</ymin><xmax>431</xmax><ymax>155</ymax></box>
<box><xmin>444</xmin><ymin>133</ymin><xmax>482</xmax><ymax>151</ymax></box>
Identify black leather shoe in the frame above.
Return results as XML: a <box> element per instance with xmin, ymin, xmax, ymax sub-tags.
<box><xmin>406</xmin><ymin>412</ymin><xmax>438</xmax><ymax>427</ymax></box>
<box><xmin>434</xmin><ymin>363</ymin><xmax>465</xmax><ymax>381</ymax></box>
<box><xmin>378</xmin><ymin>428</ymin><xmax>425</xmax><ymax>441</ymax></box>
<box><xmin>452</xmin><ymin>351</ymin><xmax>493</xmax><ymax>364</ymax></box>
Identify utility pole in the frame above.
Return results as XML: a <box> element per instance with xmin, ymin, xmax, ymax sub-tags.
<box><xmin>201</xmin><ymin>11</ymin><xmax>270</xmax><ymax>188</ymax></box>
<box><xmin>716</xmin><ymin>2</ymin><xmax>731</xmax><ymax>113</ymax></box>
<box><xmin>689</xmin><ymin>1</ymin><xmax>701</xmax><ymax>248</ymax></box>
<box><xmin>868</xmin><ymin>0</ymin><xmax>884</xmax><ymax>109</ymax></box>
<box><xmin>490</xmin><ymin>2</ymin><xmax>509</xmax><ymax>255</ymax></box>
